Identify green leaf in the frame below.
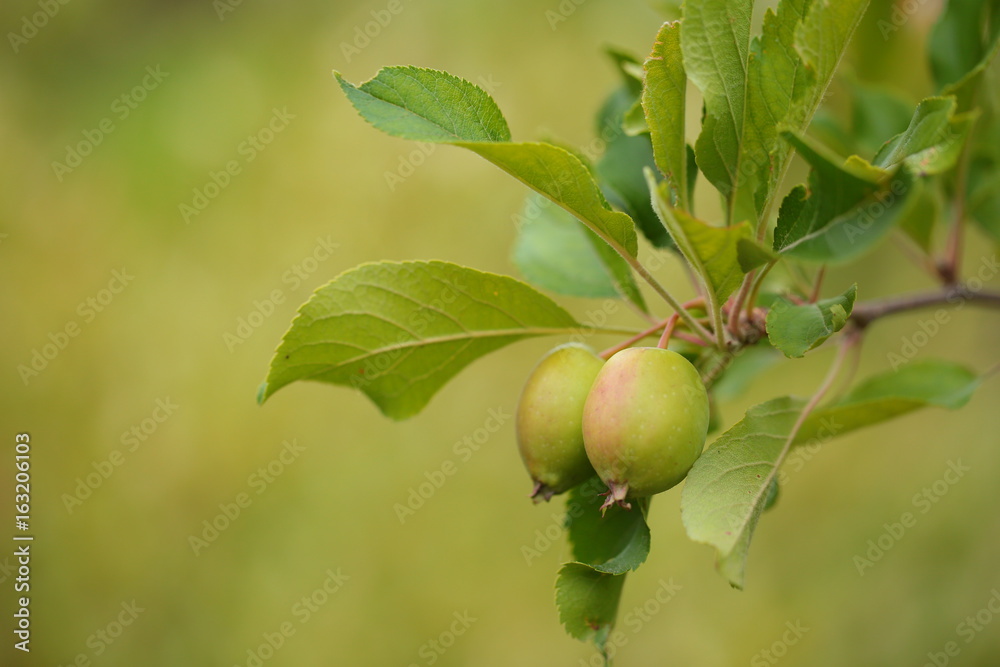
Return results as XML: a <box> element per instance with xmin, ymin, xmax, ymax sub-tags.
<box><xmin>604</xmin><ymin>46</ymin><xmax>644</xmax><ymax>96</ymax></box>
<box><xmin>565</xmin><ymin>478</ymin><xmax>651</xmax><ymax>575</ymax></box>
<box><xmin>556</xmin><ymin>564</ymin><xmax>626</xmax><ymax>644</ymax></box>
<box><xmin>336</xmin><ymin>67</ymin><xmax>646</xmax><ymax>312</ymax></box>
<box><xmin>969</xmin><ymin>154</ymin><xmax>1000</xmax><ymax>242</ymax></box>
<box><xmin>775</xmin><ymin>132</ymin><xmax>918</xmax><ymax>263</ymax></box>
<box><xmin>335</xmin><ymin>67</ymin><xmax>510</xmax><ymax>143</ymax></box>
<box><xmin>259</xmin><ymin>261</ymin><xmax>581</xmax><ymax>419</ymax></box>
<box><xmin>681</xmin><ymin>397</ymin><xmax>805</xmax><ymax>589</ymax></box>
<box><xmin>682</xmin><ymin>0</ymin><xmax>753</xmax><ymax>223</ymax></box>
<box><xmin>737</xmin><ymin>237</ymin><xmax>778</xmax><ymax>273</ymax></box>
<box><xmin>873</xmin><ymin>97</ymin><xmax>974</xmax><ymax>175</ymax></box>
<box><xmin>766</xmin><ymin>285</ymin><xmax>858</xmax><ymax>358</ymax></box>
<box><xmin>673</xmin><ymin>0</ymin><xmax>870</xmax><ymax>227</ymax></box>
<box><xmin>649</xmin><ymin>175</ymin><xmax>756</xmax><ymax>303</ymax></box>
<box><xmin>796</xmin><ymin>360</ymin><xmax>981</xmax><ymax>443</ymax></box>
<box><xmin>929</xmin><ymin>0</ymin><xmax>999</xmax><ymax>90</ymax></box>
<box><xmin>474</xmin><ymin>141</ymin><xmax>641</xmax><ymax>261</ymax></box>
<box><xmin>739</xmin><ymin>0</ymin><xmax>817</xmax><ymax>221</ymax></box>
<box><xmin>942</xmin><ymin>37</ymin><xmax>1000</xmax><ymax>112</ymax></box>
<box><xmin>794</xmin><ymin>0</ymin><xmax>872</xmax><ymax>113</ymax></box>
<box><xmin>711</xmin><ymin>344</ymin><xmax>783</xmax><ymax>402</ymax></box>
<box><xmin>512</xmin><ymin>195</ymin><xmax>626</xmax><ymax>299</ymax></box>
<box><xmin>897</xmin><ymin>182</ymin><xmax>939</xmax><ymax>253</ymax></box>
<box><xmin>847</xmin><ymin>78</ymin><xmax>916</xmax><ymax>157</ymax></box>
<box><xmin>643</xmin><ymin>21</ymin><xmax>689</xmax><ymax>210</ymax></box>
<box><xmin>684</xmin><ymin>361</ymin><xmax>981</xmax><ymax>588</ymax></box>
<box><xmin>596</xmin><ymin>88</ymin><xmax>673</xmax><ymax>249</ymax></box>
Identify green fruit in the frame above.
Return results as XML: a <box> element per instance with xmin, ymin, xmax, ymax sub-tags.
<box><xmin>517</xmin><ymin>343</ymin><xmax>604</xmax><ymax>501</ymax></box>
<box><xmin>582</xmin><ymin>347</ymin><xmax>709</xmax><ymax>509</ymax></box>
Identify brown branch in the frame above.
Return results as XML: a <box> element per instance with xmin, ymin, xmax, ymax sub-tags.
<box><xmin>850</xmin><ymin>285</ymin><xmax>1000</xmax><ymax>328</ymax></box>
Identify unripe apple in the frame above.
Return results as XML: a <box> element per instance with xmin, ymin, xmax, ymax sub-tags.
<box><xmin>517</xmin><ymin>343</ymin><xmax>604</xmax><ymax>501</ymax></box>
<box><xmin>582</xmin><ymin>347</ymin><xmax>709</xmax><ymax>509</ymax></box>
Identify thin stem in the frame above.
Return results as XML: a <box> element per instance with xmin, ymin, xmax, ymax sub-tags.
<box><xmin>892</xmin><ymin>233</ymin><xmax>938</xmax><ymax>277</ymax></box>
<box><xmin>599</xmin><ymin>319</ymin><xmax>670</xmax><ymax>359</ymax></box>
<box><xmin>674</xmin><ymin>331</ymin><xmax>710</xmax><ymax>346</ymax></box>
<box><xmin>940</xmin><ymin>150</ymin><xmax>970</xmax><ymax>285</ymax></box>
<box><xmin>522</xmin><ymin>183</ymin><xmax>713</xmax><ymax>345</ymax></box>
<box><xmin>745</xmin><ymin>259</ymin><xmax>779</xmax><ymax>319</ymax></box>
<box><xmin>809</xmin><ymin>265</ymin><xmax>826</xmax><ymax>303</ymax></box>
<box><xmin>828</xmin><ymin>329</ymin><xmax>865</xmax><ymax>404</ymax></box>
<box><xmin>729</xmin><ymin>269</ymin><xmax>756</xmax><ymax>336</ymax></box>
<box><xmin>784</xmin><ymin>337</ymin><xmax>855</xmax><ymax>448</ymax></box>
<box><xmin>627</xmin><ymin>257</ymin><xmax>717</xmax><ymax>344</ymax></box>
<box><xmin>851</xmin><ymin>285</ymin><xmax>1000</xmax><ymax>328</ymax></box>
<box><xmin>657</xmin><ymin>314</ymin><xmax>680</xmax><ymax>349</ymax></box>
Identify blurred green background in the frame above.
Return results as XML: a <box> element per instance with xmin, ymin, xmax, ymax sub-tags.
<box><xmin>2</xmin><ymin>0</ymin><xmax>999</xmax><ymax>665</ymax></box>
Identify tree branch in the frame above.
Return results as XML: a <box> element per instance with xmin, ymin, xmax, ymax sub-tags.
<box><xmin>851</xmin><ymin>285</ymin><xmax>1000</xmax><ymax>328</ymax></box>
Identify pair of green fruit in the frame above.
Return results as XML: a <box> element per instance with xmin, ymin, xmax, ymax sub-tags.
<box><xmin>516</xmin><ymin>343</ymin><xmax>710</xmax><ymax>509</ymax></box>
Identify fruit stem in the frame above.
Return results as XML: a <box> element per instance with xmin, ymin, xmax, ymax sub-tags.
<box><xmin>599</xmin><ymin>482</ymin><xmax>631</xmax><ymax>514</ymax></box>
<box><xmin>657</xmin><ymin>314</ymin><xmax>679</xmax><ymax>349</ymax></box>
<box><xmin>809</xmin><ymin>265</ymin><xmax>826</xmax><ymax>303</ymax></box>
<box><xmin>599</xmin><ymin>319</ymin><xmax>670</xmax><ymax>359</ymax></box>
<box><xmin>530</xmin><ymin>481</ymin><xmax>556</xmax><ymax>503</ymax></box>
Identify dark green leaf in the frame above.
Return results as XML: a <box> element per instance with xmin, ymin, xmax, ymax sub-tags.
<box><xmin>596</xmin><ymin>88</ymin><xmax>673</xmax><ymax>248</ymax></box>
<box><xmin>556</xmin><ymin>564</ymin><xmax>626</xmax><ymax>644</ymax></box>
<box><xmin>565</xmin><ymin>478</ymin><xmax>650</xmax><ymax>575</ymax></box>
<box><xmin>775</xmin><ymin>132</ymin><xmax>918</xmax><ymax>263</ymax></box>
<box><xmin>897</xmin><ymin>182</ymin><xmax>939</xmax><ymax>253</ymax></box>
<box><xmin>847</xmin><ymin>78</ymin><xmax>915</xmax><ymax>156</ymax></box>
<box><xmin>929</xmin><ymin>0</ymin><xmax>998</xmax><ymax>90</ymax></box>
<box><xmin>711</xmin><ymin>344</ymin><xmax>783</xmax><ymax>402</ymax></box>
